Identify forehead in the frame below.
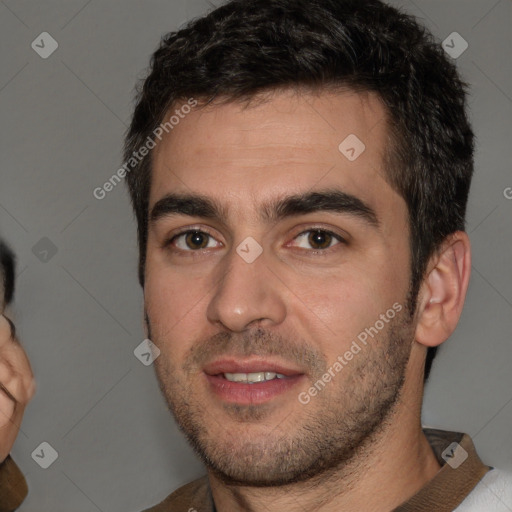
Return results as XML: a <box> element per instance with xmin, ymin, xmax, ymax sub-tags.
<box><xmin>149</xmin><ymin>89</ymin><xmax>403</xmax><ymax>227</ymax></box>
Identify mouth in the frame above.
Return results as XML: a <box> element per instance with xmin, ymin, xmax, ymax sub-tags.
<box><xmin>203</xmin><ymin>358</ymin><xmax>306</xmax><ymax>405</ymax></box>
<box><xmin>222</xmin><ymin>371</ymin><xmax>288</xmax><ymax>383</ymax></box>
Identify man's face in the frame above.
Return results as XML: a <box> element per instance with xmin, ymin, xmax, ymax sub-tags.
<box><xmin>145</xmin><ymin>89</ymin><xmax>416</xmax><ymax>485</ymax></box>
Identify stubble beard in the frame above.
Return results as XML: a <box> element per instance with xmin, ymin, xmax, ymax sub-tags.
<box><xmin>150</xmin><ymin>308</ymin><xmax>414</xmax><ymax>488</ymax></box>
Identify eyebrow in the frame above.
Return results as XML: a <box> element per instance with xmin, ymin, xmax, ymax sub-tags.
<box><xmin>149</xmin><ymin>188</ymin><xmax>379</xmax><ymax>229</ymax></box>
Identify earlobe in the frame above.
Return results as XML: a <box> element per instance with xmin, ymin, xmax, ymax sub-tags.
<box><xmin>415</xmin><ymin>231</ymin><xmax>471</xmax><ymax>348</ymax></box>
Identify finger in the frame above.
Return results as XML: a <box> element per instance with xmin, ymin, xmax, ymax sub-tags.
<box><xmin>0</xmin><ymin>316</ymin><xmax>36</xmax><ymax>400</ymax></box>
<box><xmin>0</xmin><ymin>359</ymin><xmax>32</xmax><ymax>405</ymax></box>
<box><xmin>0</xmin><ymin>384</ymin><xmax>16</xmax><ymax>429</ymax></box>
<box><xmin>0</xmin><ymin>314</ymin><xmax>15</xmax><ymax>348</ymax></box>
<box><xmin>2</xmin><ymin>345</ymin><xmax>36</xmax><ymax>402</ymax></box>
<box><xmin>0</xmin><ymin>389</ymin><xmax>26</xmax><ymax>464</ymax></box>
<box><xmin>0</xmin><ymin>360</ymin><xmax>14</xmax><ymax>390</ymax></box>
<box><xmin>0</xmin><ymin>343</ymin><xmax>35</xmax><ymax>399</ymax></box>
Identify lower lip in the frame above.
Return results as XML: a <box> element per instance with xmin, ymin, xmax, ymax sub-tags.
<box><xmin>205</xmin><ymin>374</ymin><xmax>304</xmax><ymax>405</ymax></box>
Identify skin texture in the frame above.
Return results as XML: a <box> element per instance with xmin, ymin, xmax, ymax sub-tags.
<box><xmin>0</xmin><ymin>313</ymin><xmax>36</xmax><ymax>464</ymax></box>
<box><xmin>144</xmin><ymin>89</ymin><xmax>471</xmax><ymax>511</ymax></box>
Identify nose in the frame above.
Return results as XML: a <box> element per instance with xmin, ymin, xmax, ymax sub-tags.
<box><xmin>206</xmin><ymin>243</ymin><xmax>287</xmax><ymax>332</ymax></box>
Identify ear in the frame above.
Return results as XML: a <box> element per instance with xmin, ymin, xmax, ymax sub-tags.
<box><xmin>415</xmin><ymin>231</ymin><xmax>471</xmax><ymax>348</ymax></box>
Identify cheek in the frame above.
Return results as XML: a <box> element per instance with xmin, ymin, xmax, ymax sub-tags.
<box><xmin>305</xmin><ymin>284</ymin><xmax>376</xmax><ymax>336</ymax></box>
<box><xmin>144</xmin><ymin>264</ymin><xmax>208</xmax><ymax>346</ymax></box>
<box><xmin>291</xmin><ymin>268</ymin><xmax>404</xmax><ymax>356</ymax></box>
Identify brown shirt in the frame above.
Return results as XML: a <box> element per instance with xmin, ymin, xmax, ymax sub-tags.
<box><xmin>0</xmin><ymin>455</ymin><xmax>28</xmax><ymax>512</ymax></box>
<box><xmin>0</xmin><ymin>429</ymin><xmax>491</xmax><ymax>511</ymax></box>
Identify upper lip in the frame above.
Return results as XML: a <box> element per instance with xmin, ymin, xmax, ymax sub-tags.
<box><xmin>203</xmin><ymin>357</ymin><xmax>305</xmax><ymax>377</ymax></box>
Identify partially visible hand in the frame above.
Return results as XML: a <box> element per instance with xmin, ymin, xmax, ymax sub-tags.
<box><xmin>0</xmin><ymin>314</ymin><xmax>35</xmax><ymax>464</ymax></box>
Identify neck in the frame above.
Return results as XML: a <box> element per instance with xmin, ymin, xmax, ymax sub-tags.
<box><xmin>208</xmin><ymin>364</ymin><xmax>440</xmax><ymax>511</ymax></box>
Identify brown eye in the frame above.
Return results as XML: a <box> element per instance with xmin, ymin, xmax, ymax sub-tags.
<box><xmin>185</xmin><ymin>231</ymin><xmax>209</xmax><ymax>249</ymax></box>
<box><xmin>169</xmin><ymin>230</ymin><xmax>219</xmax><ymax>251</ymax></box>
<box><xmin>308</xmin><ymin>230</ymin><xmax>334</xmax><ymax>249</ymax></box>
<box><xmin>291</xmin><ymin>229</ymin><xmax>344</xmax><ymax>251</ymax></box>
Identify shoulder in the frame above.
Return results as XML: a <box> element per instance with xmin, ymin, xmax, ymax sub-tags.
<box><xmin>141</xmin><ymin>475</ymin><xmax>212</xmax><ymax>512</ymax></box>
<box><xmin>0</xmin><ymin>455</ymin><xmax>29</xmax><ymax>511</ymax></box>
<box><xmin>455</xmin><ymin>468</ymin><xmax>512</xmax><ymax>511</ymax></box>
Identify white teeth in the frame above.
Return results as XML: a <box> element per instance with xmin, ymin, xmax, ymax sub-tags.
<box><xmin>223</xmin><ymin>372</ymin><xmax>286</xmax><ymax>383</ymax></box>
<box><xmin>224</xmin><ymin>373</ymin><xmax>248</xmax><ymax>383</ymax></box>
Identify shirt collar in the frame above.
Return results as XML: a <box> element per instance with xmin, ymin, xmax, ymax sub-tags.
<box><xmin>392</xmin><ymin>428</ymin><xmax>490</xmax><ymax>511</ymax></box>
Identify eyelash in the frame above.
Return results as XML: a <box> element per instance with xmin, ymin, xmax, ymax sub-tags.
<box><xmin>163</xmin><ymin>227</ymin><xmax>347</xmax><ymax>256</ymax></box>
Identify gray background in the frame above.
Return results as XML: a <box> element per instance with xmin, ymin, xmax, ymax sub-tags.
<box><xmin>0</xmin><ymin>0</ymin><xmax>511</xmax><ymax>510</ymax></box>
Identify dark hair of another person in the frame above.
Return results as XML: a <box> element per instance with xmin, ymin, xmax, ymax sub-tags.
<box><xmin>0</xmin><ymin>241</ymin><xmax>15</xmax><ymax>306</ymax></box>
<box><xmin>123</xmin><ymin>0</ymin><xmax>474</xmax><ymax>382</ymax></box>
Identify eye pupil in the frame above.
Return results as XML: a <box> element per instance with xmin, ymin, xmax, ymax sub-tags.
<box><xmin>308</xmin><ymin>230</ymin><xmax>331</xmax><ymax>249</ymax></box>
<box><xmin>186</xmin><ymin>231</ymin><xmax>208</xmax><ymax>249</ymax></box>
